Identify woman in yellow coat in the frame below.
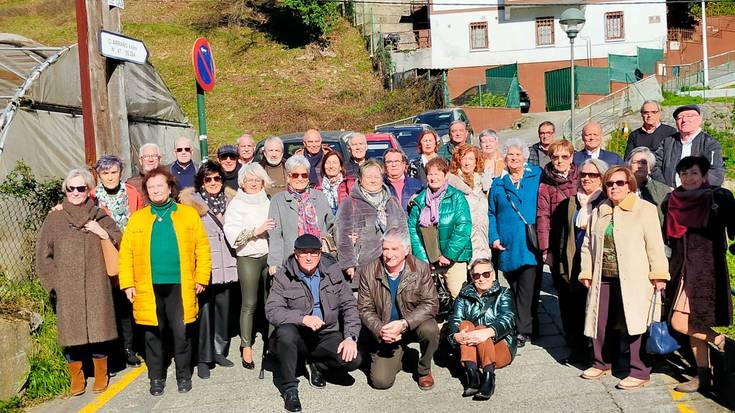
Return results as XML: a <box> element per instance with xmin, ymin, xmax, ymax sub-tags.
<box><xmin>119</xmin><ymin>166</ymin><xmax>211</xmax><ymax>396</ymax></box>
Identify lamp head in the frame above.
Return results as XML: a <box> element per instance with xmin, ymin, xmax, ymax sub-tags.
<box><xmin>560</xmin><ymin>8</ymin><xmax>586</xmax><ymax>39</ymax></box>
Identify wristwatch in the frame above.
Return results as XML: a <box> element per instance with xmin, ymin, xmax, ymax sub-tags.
<box><xmin>347</xmin><ymin>335</ymin><xmax>358</xmax><ymax>342</ymax></box>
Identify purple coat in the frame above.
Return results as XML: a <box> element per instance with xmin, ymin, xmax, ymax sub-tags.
<box><xmin>537</xmin><ymin>163</ymin><xmax>578</xmax><ymax>260</ymax></box>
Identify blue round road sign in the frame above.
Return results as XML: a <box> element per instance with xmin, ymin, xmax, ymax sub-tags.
<box><xmin>192</xmin><ymin>37</ymin><xmax>216</xmax><ymax>92</ymax></box>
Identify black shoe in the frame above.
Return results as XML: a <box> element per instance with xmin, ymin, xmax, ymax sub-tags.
<box><xmin>516</xmin><ymin>333</ymin><xmax>528</xmax><ymax>348</ymax></box>
<box><xmin>177</xmin><ymin>379</ymin><xmax>192</xmax><ymax>393</ymax></box>
<box><xmin>473</xmin><ymin>369</ymin><xmax>496</xmax><ymax>401</ymax></box>
<box><xmin>214</xmin><ymin>354</ymin><xmax>234</xmax><ymax>368</ymax></box>
<box><xmin>197</xmin><ymin>362</ymin><xmax>210</xmax><ymax>379</ymax></box>
<box><xmin>124</xmin><ymin>349</ymin><xmax>141</xmax><ymax>367</ymax></box>
<box><xmin>282</xmin><ymin>388</ymin><xmax>302</xmax><ymax>412</ymax></box>
<box><xmin>149</xmin><ymin>379</ymin><xmax>165</xmax><ymax>396</ymax></box>
<box><xmin>307</xmin><ymin>363</ymin><xmax>326</xmax><ymax>389</ymax></box>
<box><xmin>462</xmin><ymin>363</ymin><xmax>480</xmax><ymax>397</ymax></box>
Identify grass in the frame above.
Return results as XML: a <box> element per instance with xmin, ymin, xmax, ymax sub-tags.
<box><xmin>716</xmin><ymin>254</ymin><xmax>735</xmax><ymax>339</ymax></box>
<box><xmin>662</xmin><ymin>91</ymin><xmax>735</xmax><ymax>106</ymax></box>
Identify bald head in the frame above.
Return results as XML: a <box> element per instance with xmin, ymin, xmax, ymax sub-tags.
<box><xmin>303</xmin><ymin>129</ymin><xmax>322</xmax><ymax>155</ymax></box>
<box><xmin>582</xmin><ymin>122</ymin><xmax>603</xmax><ymax>151</ymax></box>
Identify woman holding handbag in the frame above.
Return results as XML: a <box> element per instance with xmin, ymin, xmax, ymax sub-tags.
<box><xmin>664</xmin><ymin>156</ymin><xmax>733</xmax><ymax>393</ymax></box>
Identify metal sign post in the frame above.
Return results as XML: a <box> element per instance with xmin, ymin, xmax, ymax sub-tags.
<box><xmin>192</xmin><ymin>37</ymin><xmax>216</xmax><ymax>162</ymax></box>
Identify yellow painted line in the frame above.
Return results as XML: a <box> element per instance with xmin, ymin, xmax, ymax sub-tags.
<box><xmin>77</xmin><ymin>364</ymin><xmax>147</xmax><ymax>413</ymax></box>
<box><xmin>676</xmin><ymin>402</ymin><xmax>697</xmax><ymax>413</ymax></box>
<box><xmin>670</xmin><ymin>388</ymin><xmax>697</xmax><ymax>413</ymax></box>
<box><xmin>671</xmin><ymin>390</ymin><xmax>685</xmax><ymax>401</ymax></box>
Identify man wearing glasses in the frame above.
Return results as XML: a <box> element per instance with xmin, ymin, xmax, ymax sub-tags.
<box><xmin>266</xmin><ymin>234</ymin><xmax>362</xmax><ymax>413</ymax></box>
<box><xmin>127</xmin><ymin>143</ymin><xmax>162</xmax><ymax>196</ymax></box>
<box><xmin>652</xmin><ymin>104</ymin><xmax>725</xmax><ymax>187</ymax></box>
<box><xmin>383</xmin><ymin>148</ymin><xmax>422</xmax><ymax>211</ymax></box>
<box><xmin>623</xmin><ymin>100</ymin><xmax>676</xmax><ymax>160</ymax></box>
<box><xmin>170</xmin><ymin>137</ymin><xmax>198</xmax><ymax>191</ymax></box>
<box><xmin>217</xmin><ymin>144</ymin><xmax>242</xmax><ymax>190</ymax></box>
<box><xmin>527</xmin><ymin>121</ymin><xmax>556</xmax><ymax>167</ymax></box>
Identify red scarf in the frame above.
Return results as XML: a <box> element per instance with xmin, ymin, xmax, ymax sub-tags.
<box><xmin>666</xmin><ymin>185</ymin><xmax>713</xmax><ymax>239</ymax></box>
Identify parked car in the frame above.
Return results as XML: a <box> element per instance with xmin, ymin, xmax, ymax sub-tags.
<box><xmin>374</xmin><ymin>123</ymin><xmax>436</xmax><ymax>160</ymax></box>
<box><xmin>254</xmin><ymin>130</ymin><xmax>354</xmax><ymax>162</ymax></box>
<box><xmin>414</xmin><ymin>108</ymin><xmax>474</xmax><ymax>144</ymax></box>
<box><xmin>519</xmin><ymin>86</ymin><xmax>531</xmax><ymax>114</ymax></box>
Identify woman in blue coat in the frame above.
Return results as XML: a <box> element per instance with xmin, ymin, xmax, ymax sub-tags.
<box><xmin>488</xmin><ymin>138</ymin><xmax>542</xmax><ymax>347</ymax></box>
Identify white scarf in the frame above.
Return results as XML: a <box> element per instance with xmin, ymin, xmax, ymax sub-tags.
<box><xmin>575</xmin><ymin>188</ymin><xmax>602</xmax><ymax>230</ymax></box>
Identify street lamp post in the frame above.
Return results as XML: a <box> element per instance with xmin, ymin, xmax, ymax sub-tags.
<box><xmin>560</xmin><ymin>8</ymin><xmax>586</xmax><ymax>141</ymax></box>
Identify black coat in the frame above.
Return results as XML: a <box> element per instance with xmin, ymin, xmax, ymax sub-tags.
<box><xmin>651</xmin><ymin>131</ymin><xmax>725</xmax><ymax>187</ymax></box>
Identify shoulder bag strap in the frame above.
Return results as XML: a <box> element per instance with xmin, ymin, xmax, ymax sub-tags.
<box><xmin>504</xmin><ymin>190</ymin><xmax>529</xmax><ymax>226</ymax></box>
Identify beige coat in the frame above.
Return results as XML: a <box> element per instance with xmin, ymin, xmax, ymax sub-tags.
<box><xmin>579</xmin><ymin>193</ymin><xmax>669</xmax><ymax>338</ymax></box>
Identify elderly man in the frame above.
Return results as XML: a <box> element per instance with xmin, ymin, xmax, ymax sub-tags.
<box><xmin>127</xmin><ymin>143</ymin><xmax>161</xmax><ymax>195</ymax></box>
<box><xmin>528</xmin><ymin>121</ymin><xmax>556</xmax><ymax>167</ymax></box>
<box><xmin>652</xmin><ymin>104</ymin><xmax>725</xmax><ymax>187</ymax></box>
<box><xmin>170</xmin><ymin>137</ymin><xmax>197</xmax><ymax>191</ymax></box>
<box><xmin>628</xmin><ymin>147</ymin><xmax>671</xmax><ymax>225</ymax></box>
<box><xmin>357</xmin><ymin>228</ymin><xmax>439</xmax><ymax>390</ymax></box>
<box><xmin>266</xmin><ymin>234</ymin><xmax>362</xmax><ymax>413</ymax></box>
<box><xmin>295</xmin><ymin>129</ymin><xmax>329</xmax><ymax>186</ymax></box>
<box><xmin>438</xmin><ymin>121</ymin><xmax>469</xmax><ymax>161</ymax></box>
<box><xmin>259</xmin><ymin>136</ymin><xmax>288</xmax><ymax>197</ymax></box>
<box><xmin>572</xmin><ymin>122</ymin><xmax>624</xmax><ymax>167</ymax></box>
<box><xmin>345</xmin><ymin>133</ymin><xmax>368</xmax><ymax>177</ymax></box>
<box><xmin>217</xmin><ymin>145</ymin><xmax>241</xmax><ymax>190</ymax></box>
<box><xmin>238</xmin><ymin>133</ymin><xmax>256</xmax><ymax>165</ymax></box>
<box><xmin>383</xmin><ymin>148</ymin><xmax>423</xmax><ymax>211</ymax></box>
<box><xmin>623</xmin><ymin>100</ymin><xmax>677</xmax><ymax>160</ymax></box>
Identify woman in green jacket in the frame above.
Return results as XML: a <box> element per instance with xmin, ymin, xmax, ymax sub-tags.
<box><xmin>408</xmin><ymin>157</ymin><xmax>472</xmax><ymax>298</ymax></box>
<box><xmin>447</xmin><ymin>258</ymin><xmax>517</xmax><ymax>401</ymax></box>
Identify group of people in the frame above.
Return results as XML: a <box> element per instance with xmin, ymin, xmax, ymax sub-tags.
<box><xmin>35</xmin><ymin>101</ymin><xmax>733</xmax><ymax>412</ymax></box>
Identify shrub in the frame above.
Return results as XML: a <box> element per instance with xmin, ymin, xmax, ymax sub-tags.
<box><xmin>283</xmin><ymin>0</ymin><xmax>339</xmax><ymax>40</ymax></box>
<box><xmin>465</xmin><ymin>92</ymin><xmax>507</xmax><ymax>108</ymax></box>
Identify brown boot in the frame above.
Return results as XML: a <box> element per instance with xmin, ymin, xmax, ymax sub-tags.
<box><xmin>92</xmin><ymin>356</ymin><xmax>109</xmax><ymax>393</ymax></box>
<box><xmin>674</xmin><ymin>368</ymin><xmax>711</xmax><ymax>393</ymax></box>
<box><xmin>68</xmin><ymin>361</ymin><xmax>86</xmax><ymax>396</ymax></box>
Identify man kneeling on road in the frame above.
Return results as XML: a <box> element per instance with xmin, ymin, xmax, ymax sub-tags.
<box><xmin>266</xmin><ymin>234</ymin><xmax>362</xmax><ymax>413</ymax></box>
<box><xmin>357</xmin><ymin>228</ymin><xmax>440</xmax><ymax>390</ymax></box>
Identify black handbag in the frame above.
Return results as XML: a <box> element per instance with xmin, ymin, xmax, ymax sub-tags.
<box><xmin>645</xmin><ymin>291</ymin><xmax>680</xmax><ymax>355</ymax></box>
<box><xmin>505</xmin><ymin>192</ymin><xmax>540</xmax><ymax>255</ymax></box>
<box><xmin>432</xmin><ymin>271</ymin><xmax>454</xmax><ymax>320</ymax></box>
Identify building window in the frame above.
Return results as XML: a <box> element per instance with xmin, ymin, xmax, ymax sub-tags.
<box><xmin>536</xmin><ymin>17</ymin><xmax>555</xmax><ymax>46</ymax></box>
<box><xmin>605</xmin><ymin>11</ymin><xmax>624</xmax><ymax>40</ymax></box>
<box><xmin>469</xmin><ymin>22</ymin><xmax>488</xmax><ymax>49</ymax></box>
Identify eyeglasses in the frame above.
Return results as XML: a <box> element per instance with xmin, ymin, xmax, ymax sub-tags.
<box><xmin>471</xmin><ymin>271</ymin><xmax>494</xmax><ymax>281</ymax></box>
<box><xmin>676</xmin><ymin>114</ymin><xmax>699</xmax><ymax>121</ymax></box>
<box><xmin>219</xmin><ymin>154</ymin><xmax>238</xmax><ymax>160</ymax></box>
<box><xmin>204</xmin><ymin>176</ymin><xmax>222</xmax><ymax>183</ymax></box>
<box><xmin>140</xmin><ymin>154</ymin><xmax>160</xmax><ymax>160</ymax></box>
<box><xmin>605</xmin><ymin>180</ymin><xmax>628</xmax><ymax>188</ymax></box>
<box><xmin>641</xmin><ymin>110</ymin><xmax>660</xmax><ymax>115</ymax></box>
<box><xmin>384</xmin><ymin>160</ymin><xmax>404</xmax><ymax>165</ymax></box>
<box><xmin>176</xmin><ymin>147</ymin><xmax>192</xmax><ymax>153</ymax></box>
<box><xmin>290</xmin><ymin>173</ymin><xmax>309</xmax><ymax>179</ymax></box>
<box><xmin>66</xmin><ymin>185</ymin><xmax>87</xmax><ymax>193</ymax></box>
<box><xmin>539</xmin><ymin>131</ymin><xmax>554</xmax><ymax>136</ymax></box>
<box><xmin>552</xmin><ymin>154</ymin><xmax>570</xmax><ymax>160</ymax></box>
<box><xmin>580</xmin><ymin>172</ymin><xmax>601</xmax><ymax>178</ymax></box>
<box><xmin>296</xmin><ymin>250</ymin><xmax>321</xmax><ymax>257</ymax></box>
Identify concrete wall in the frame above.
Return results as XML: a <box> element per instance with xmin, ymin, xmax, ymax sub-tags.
<box><xmin>460</xmin><ymin>106</ymin><xmax>523</xmax><ymax>131</ymax></box>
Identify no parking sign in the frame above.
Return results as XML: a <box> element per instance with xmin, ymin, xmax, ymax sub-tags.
<box><xmin>192</xmin><ymin>37</ymin><xmax>216</xmax><ymax>92</ymax></box>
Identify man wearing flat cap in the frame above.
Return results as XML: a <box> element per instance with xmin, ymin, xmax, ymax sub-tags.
<box><xmin>651</xmin><ymin>105</ymin><xmax>725</xmax><ymax>187</ymax></box>
<box><xmin>266</xmin><ymin>234</ymin><xmax>362</xmax><ymax>413</ymax></box>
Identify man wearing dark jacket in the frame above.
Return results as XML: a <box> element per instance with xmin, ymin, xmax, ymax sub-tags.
<box><xmin>528</xmin><ymin>121</ymin><xmax>556</xmax><ymax>167</ymax></box>
<box><xmin>383</xmin><ymin>148</ymin><xmax>423</xmax><ymax>211</ymax></box>
<box><xmin>623</xmin><ymin>100</ymin><xmax>677</xmax><ymax>160</ymax></box>
<box><xmin>357</xmin><ymin>228</ymin><xmax>439</xmax><ymax>390</ymax></box>
<box><xmin>572</xmin><ymin>122</ymin><xmax>624</xmax><ymax>167</ymax></box>
<box><xmin>266</xmin><ymin>234</ymin><xmax>362</xmax><ymax>412</ymax></box>
<box><xmin>651</xmin><ymin>104</ymin><xmax>725</xmax><ymax>187</ymax></box>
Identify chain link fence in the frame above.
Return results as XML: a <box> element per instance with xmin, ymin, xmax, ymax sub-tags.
<box><xmin>0</xmin><ymin>194</ymin><xmax>45</xmax><ymax>281</ymax></box>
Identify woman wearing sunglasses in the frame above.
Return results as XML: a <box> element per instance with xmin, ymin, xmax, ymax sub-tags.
<box><xmin>579</xmin><ymin>165</ymin><xmax>669</xmax><ymax>390</ymax></box>
<box><xmin>179</xmin><ymin>162</ymin><xmax>239</xmax><ymax>378</ymax></box>
<box><xmin>267</xmin><ymin>155</ymin><xmax>334</xmax><ymax>275</ymax></box>
<box><xmin>36</xmin><ymin>168</ymin><xmax>122</xmax><ymax>396</ymax></box>
<box><xmin>447</xmin><ymin>258</ymin><xmax>517</xmax><ymax>401</ymax></box>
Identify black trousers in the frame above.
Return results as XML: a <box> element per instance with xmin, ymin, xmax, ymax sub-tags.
<box><xmin>113</xmin><ymin>287</ymin><xmax>135</xmax><ymax>351</ymax></box>
<box><xmin>144</xmin><ymin>284</ymin><xmax>192</xmax><ymax>381</ymax></box>
<box><xmin>196</xmin><ymin>283</ymin><xmax>237</xmax><ymax>363</ymax></box>
<box><xmin>504</xmin><ymin>264</ymin><xmax>539</xmax><ymax>336</ymax></box>
<box><xmin>64</xmin><ymin>342</ymin><xmax>108</xmax><ymax>362</ymax></box>
<box><xmin>274</xmin><ymin>324</ymin><xmax>362</xmax><ymax>390</ymax></box>
<box><xmin>554</xmin><ymin>271</ymin><xmax>588</xmax><ymax>350</ymax></box>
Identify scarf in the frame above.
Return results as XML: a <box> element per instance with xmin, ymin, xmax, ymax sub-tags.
<box><xmin>234</xmin><ymin>188</ymin><xmax>268</xmax><ymax>205</ymax></box>
<box><xmin>304</xmin><ymin>149</ymin><xmax>324</xmax><ymax>183</ymax></box>
<box><xmin>666</xmin><ymin>185</ymin><xmax>714</xmax><ymax>239</ymax></box>
<box><xmin>419</xmin><ymin>181</ymin><xmax>448</xmax><ymax>227</ymax></box>
<box><xmin>288</xmin><ymin>187</ymin><xmax>320</xmax><ymax>237</ymax></box>
<box><xmin>95</xmin><ymin>182</ymin><xmax>130</xmax><ymax>230</ymax></box>
<box><xmin>359</xmin><ymin>185</ymin><xmax>390</xmax><ymax>231</ymax></box>
<box><xmin>62</xmin><ymin>197</ymin><xmax>97</xmax><ymax>229</ymax></box>
<box><xmin>201</xmin><ymin>190</ymin><xmax>226</xmax><ymax>216</ymax></box>
<box><xmin>575</xmin><ymin>188</ymin><xmax>602</xmax><ymax>230</ymax></box>
<box><xmin>321</xmin><ymin>174</ymin><xmax>344</xmax><ymax>214</ymax></box>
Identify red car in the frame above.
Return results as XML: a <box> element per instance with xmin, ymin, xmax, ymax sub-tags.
<box><xmin>361</xmin><ymin>133</ymin><xmax>402</xmax><ymax>161</ymax></box>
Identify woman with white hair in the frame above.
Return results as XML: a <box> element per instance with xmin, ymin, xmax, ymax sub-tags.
<box><xmin>36</xmin><ymin>168</ymin><xmax>122</xmax><ymax>395</ymax></box>
<box><xmin>224</xmin><ymin>162</ymin><xmax>274</xmax><ymax>370</ymax></box>
<box><xmin>627</xmin><ymin>146</ymin><xmax>670</xmax><ymax>225</ymax></box>
<box><xmin>478</xmin><ymin>129</ymin><xmax>505</xmax><ymax>187</ymax></box>
<box><xmin>488</xmin><ymin>138</ymin><xmax>542</xmax><ymax>348</ymax></box>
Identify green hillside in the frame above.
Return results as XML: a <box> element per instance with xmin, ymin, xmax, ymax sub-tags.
<box><xmin>0</xmin><ymin>0</ymin><xmax>430</xmax><ymax>149</ymax></box>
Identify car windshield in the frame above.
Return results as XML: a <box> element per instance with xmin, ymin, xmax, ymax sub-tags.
<box><xmin>415</xmin><ymin>112</ymin><xmax>453</xmax><ymax>131</ymax></box>
<box><xmin>366</xmin><ymin>142</ymin><xmax>392</xmax><ymax>159</ymax></box>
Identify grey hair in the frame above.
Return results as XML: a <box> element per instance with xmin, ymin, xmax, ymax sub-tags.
<box><xmin>263</xmin><ymin>136</ymin><xmax>284</xmax><ymax>150</ymax></box>
<box><xmin>580</xmin><ymin>158</ymin><xmax>610</xmax><ymax>176</ymax></box>
<box><xmin>381</xmin><ymin>226</ymin><xmax>411</xmax><ymax>249</ymax></box>
<box><xmin>174</xmin><ymin>136</ymin><xmax>192</xmax><ymax>149</ymax></box>
<box><xmin>626</xmin><ymin>146</ymin><xmax>656</xmax><ymax>171</ymax></box>
<box><xmin>639</xmin><ymin>100</ymin><xmax>662</xmax><ymax>113</ymax></box>
<box><xmin>238</xmin><ymin>162</ymin><xmax>273</xmax><ymax>188</ymax></box>
<box><xmin>139</xmin><ymin>143</ymin><xmax>161</xmax><ymax>156</ymax></box>
<box><xmin>449</xmin><ymin>120</ymin><xmax>466</xmax><ymax>130</ymax></box>
<box><xmin>238</xmin><ymin>133</ymin><xmax>255</xmax><ymax>145</ymax></box>
<box><xmin>285</xmin><ymin>155</ymin><xmax>311</xmax><ymax>174</ymax></box>
<box><xmin>347</xmin><ymin>132</ymin><xmax>366</xmax><ymax>148</ymax></box>
<box><xmin>63</xmin><ymin>167</ymin><xmax>95</xmax><ymax>191</ymax></box>
<box><xmin>502</xmin><ymin>138</ymin><xmax>530</xmax><ymax>160</ymax></box>
<box><xmin>478</xmin><ymin>129</ymin><xmax>498</xmax><ymax>142</ymax></box>
<box><xmin>95</xmin><ymin>154</ymin><xmax>124</xmax><ymax>173</ymax></box>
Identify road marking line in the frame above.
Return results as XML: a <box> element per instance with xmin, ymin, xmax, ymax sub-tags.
<box><xmin>77</xmin><ymin>364</ymin><xmax>147</xmax><ymax>413</ymax></box>
<box><xmin>671</xmin><ymin>389</ymin><xmax>697</xmax><ymax>413</ymax></box>
<box><xmin>676</xmin><ymin>402</ymin><xmax>696</xmax><ymax>413</ymax></box>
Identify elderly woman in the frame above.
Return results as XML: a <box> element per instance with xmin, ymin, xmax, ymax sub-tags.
<box><xmin>119</xmin><ymin>166</ymin><xmax>211</xmax><ymax>396</ymax></box>
<box><xmin>553</xmin><ymin>158</ymin><xmax>609</xmax><ymax>359</ymax></box>
<box><xmin>664</xmin><ymin>156</ymin><xmax>733</xmax><ymax>393</ymax></box>
<box><xmin>408</xmin><ymin>157</ymin><xmax>472</xmax><ymax>298</ymax></box>
<box><xmin>478</xmin><ymin>129</ymin><xmax>505</xmax><ymax>182</ymax></box>
<box><xmin>179</xmin><ymin>162</ymin><xmax>238</xmax><ymax>378</ymax></box>
<box><xmin>316</xmin><ymin>150</ymin><xmax>352</xmax><ymax>214</ymax></box>
<box><xmin>447</xmin><ymin>144</ymin><xmax>491</xmax><ymax>261</ymax></box>
<box><xmin>36</xmin><ymin>168</ymin><xmax>122</xmax><ymax>395</ymax></box>
<box><xmin>259</xmin><ymin>136</ymin><xmax>288</xmax><ymax>198</ymax></box>
<box><xmin>447</xmin><ymin>259</ymin><xmax>517</xmax><ymax>401</ymax></box>
<box><xmin>267</xmin><ymin>155</ymin><xmax>334</xmax><ymax>275</ymax></box>
<box><xmin>408</xmin><ymin>129</ymin><xmax>440</xmax><ymax>184</ymax></box>
<box><xmin>488</xmin><ymin>138</ymin><xmax>542</xmax><ymax>347</ymax></box>
<box><xmin>336</xmin><ymin>160</ymin><xmax>406</xmax><ymax>288</ymax></box>
<box><xmin>627</xmin><ymin>146</ymin><xmax>671</xmax><ymax>225</ymax></box>
<box><xmin>579</xmin><ymin>165</ymin><xmax>669</xmax><ymax>390</ymax></box>
<box><xmin>224</xmin><ymin>163</ymin><xmax>274</xmax><ymax>369</ymax></box>
<box><xmin>93</xmin><ymin>154</ymin><xmax>145</xmax><ymax>367</ymax></box>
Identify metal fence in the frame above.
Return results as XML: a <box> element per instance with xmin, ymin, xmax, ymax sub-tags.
<box><xmin>0</xmin><ymin>194</ymin><xmax>44</xmax><ymax>281</ymax></box>
<box><xmin>661</xmin><ymin>50</ymin><xmax>735</xmax><ymax>92</ymax></box>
